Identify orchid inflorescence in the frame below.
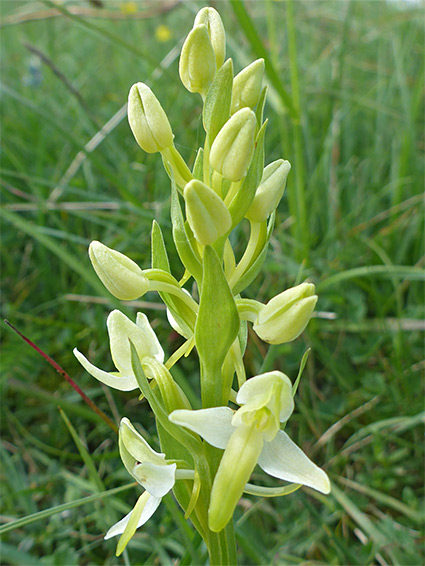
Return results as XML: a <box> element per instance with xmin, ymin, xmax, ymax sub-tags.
<box><xmin>73</xmin><ymin>7</ymin><xmax>330</xmax><ymax>562</ymax></box>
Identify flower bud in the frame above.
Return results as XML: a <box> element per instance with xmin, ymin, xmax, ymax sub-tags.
<box><xmin>128</xmin><ymin>83</ymin><xmax>173</xmax><ymax>153</ymax></box>
<box><xmin>184</xmin><ymin>179</ymin><xmax>232</xmax><ymax>245</ymax></box>
<box><xmin>210</xmin><ymin>108</ymin><xmax>257</xmax><ymax>181</ymax></box>
<box><xmin>253</xmin><ymin>283</ymin><xmax>317</xmax><ymax>344</ymax></box>
<box><xmin>231</xmin><ymin>59</ymin><xmax>265</xmax><ymax>114</ymax></box>
<box><xmin>245</xmin><ymin>159</ymin><xmax>291</xmax><ymax>222</ymax></box>
<box><xmin>179</xmin><ymin>24</ymin><xmax>216</xmax><ymax>96</ymax></box>
<box><xmin>194</xmin><ymin>7</ymin><xmax>226</xmax><ymax>69</ymax></box>
<box><xmin>89</xmin><ymin>241</ymin><xmax>149</xmax><ymax>300</ymax></box>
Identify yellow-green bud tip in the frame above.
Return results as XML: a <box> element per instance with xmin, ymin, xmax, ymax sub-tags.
<box><xmin>128</xmin><ymin>82</ymin><xmax>173</xmax><ymax>153</ymax></box>
<box><xmin>179</xmin><ymin>24</ymin><xmax>216</xmax><ymax>96</ymax></box>
<box><xmin>184</xmin><ymin>179</ymin><xmax>232</xmax><ymax>245</ymax></box>
<box><xmin>231</xmin><ymin>58</ymin><xmax>265</xmax><ymax>114</ymax></box>
<box><xmin>253</xmin><ymin>283</ymin><xmax>317</xmax><ymax>344</ymax></box>
<box><xmin>194</xmin><ymin>7</ymin><xmax>226</xmax><ymax>69</ymax></box>
<box><xmin>89</xmin><ymin>241</ymin><xmax>149</xmax><ymax>301</ymax></box>
<box><xmin>210</xmin><ymin>108</ymin><xmax>257</xmax><ymax>182</ymax></box>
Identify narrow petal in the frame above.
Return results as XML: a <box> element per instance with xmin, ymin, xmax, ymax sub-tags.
<box><xmin>133</xmin><ymin>462</ymin><xmax>176</xmax><ymax>498</ymax></box>
<box><xmin>120</xmin><ymin>418</ymin><xmax>166</xmax><ymax>465</ymax></box>
<box><xmin>104</xmin><ymin>492</ymin><xmax>161</xmax><ymax>540</ymax></box>
<box><xmin>258</xmin><ymin>430</ymin><xmax>331</xmax><ymax>494</ymax></box>
<box><xmin>73</xmin><ymin>348</ymin><xmax>137</xmax><ymax>391</ymax></box>
<box><xmin>169</xmin><ymin>407</ymin><xmax>235</xmax><ymax>449</ymax></box>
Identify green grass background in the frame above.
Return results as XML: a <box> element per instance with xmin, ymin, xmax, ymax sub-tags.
<box><xmin>1</xmin><ymin>0</ymin><xmax>424</xmax><ymax>564</ymax></box>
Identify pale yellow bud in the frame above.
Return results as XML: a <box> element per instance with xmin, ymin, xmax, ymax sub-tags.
<box><xmin>245</xmin><ymin>159</ymin><xmax>291</xmax><ymax>222</ymax></box>
<box><xmin>179</xmin><ymin>24</ymin><xmax>216</xmax><ymax>96</ymax></box>
<box><xmin>210</xmin><ymin>108</ymin><xmax>257</xmax><ymax>181</ymax></box>
<box><xmin>253</xmin><ymin>283</ymin><xmax>317</xmax><ymax>344</ymax></box>
<box><xmin>128</xmin><ymin>83</ymin><xmax>173</xmax><ymax>153</ymax></box>
<box><xmin>89</xmin><ymin>241</ymin><xmax>149</xmax><ymax>300</ymax></box>
<box><xmin>194</xmin><ymin>7</ymin><xmax>226</xmax><ymax>69</ymax></box>
<box><xmin>184</xmin><ymin>179</ymin><xmax>232</xmax><ymax>245</ymax></box>
<box><xmin>231</xmin><ymin>59</ymin><xmax>265</xmax><ymax>114</ymax></box>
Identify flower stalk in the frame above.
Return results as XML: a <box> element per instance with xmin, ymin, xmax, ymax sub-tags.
<box><xmin>72</xmin><ymin>6</ymin><xmax>330</xmax><ymax>564</ymax></box>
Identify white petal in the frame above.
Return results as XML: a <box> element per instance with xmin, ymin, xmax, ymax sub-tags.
<box><xmin>133</xmin><ymin>462</ymin><xmax>176</xmax><ymax>498</ymax></box>
<box><xmin>169</xmin><ymin>408</ymin><xmax>235</xmax><ymax>449</ymax></box>
<box><xmin>73</xmin><ymin>348</ymin><xmax>137</xmax><ymax>391</ymax></box>
<box><xmin>120</xmin><ymin>418</ymin><xmax>166</xmax><ymax>466</ymax></box>
<box><xmin>258</xmin><ymin>430</ymin><xmax>331</xmax><ymax>494</ymax></box>
<box><xmin>104</xmin><ymin>493</ymin><xmax>161</xmax><ymax>539</ymax></box>
<box><xmin>107</xmin><ymin>311</ymin><xmax>163</xmax><ymax>375</ymax></box>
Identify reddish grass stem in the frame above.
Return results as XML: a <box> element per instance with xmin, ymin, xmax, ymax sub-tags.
<box><xmin>4</xmin><ymin>319</ymin><xmax>118</xmax><ymax>433</ymax></box>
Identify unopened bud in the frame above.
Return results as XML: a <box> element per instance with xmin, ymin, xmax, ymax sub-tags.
<box><xmin>210</xmin><ymin>108</ymin><xmax>256</xmax><ymax>181</ymax></box>
<box><xmin>128</xmin><ymin>83</ymin><xmax>173</xmax><ymax>153</ymax></box>
<box><xmin>231</xmin><ymin>59</ymin><xmax>265</xmax><ymax>114</ymax></box>
<box><xmin>184</xmin><ymin>179</ymin><xmax>232</xmax><ymax>245</ymax></box>
<box><xmin>194</xmin><ymin>7</ymin><xmax>226</xmax><ymax>69</ymax></box>
<box><xmin>179</xmin><ymin>24</ymin><xmax>216</xmax><ymax>96</ymax></box>
<box><xmin>245</xmin><ymin>159</ymin><xmax>291</xmax><ymax>222</ymax></box>
<box><xmin>89</xmin><ymin>241</ymin><xmax>149</xmax><ymax>300</ymax></box>
<box><xmin>253</xmin><ymin>283</ymin><xmax>317</xmax><ymax>344</ymax></box>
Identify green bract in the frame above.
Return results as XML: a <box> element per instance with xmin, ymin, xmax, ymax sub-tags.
<box><xmin>72</xmin><ymin>6</ymin><xmax>330</xmax><ymax>561</ymax></box>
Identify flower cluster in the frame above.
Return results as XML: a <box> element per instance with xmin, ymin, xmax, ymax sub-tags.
<box><xmin>74</xmin><ymin>6</ymin><xmax>330</xmax><ymax>559</ymax></box>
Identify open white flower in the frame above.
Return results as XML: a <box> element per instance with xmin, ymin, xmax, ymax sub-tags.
<box><xmin>73</xmin><ymin>310</ymin><xmax>164</xmax><ymax>391</ymax></box>
<box><xmin>105</xmin><ymin>418</ymin><xmax>193</xmax><ymax>556</ymax></box>
<box><xmin>170</xmin><ymin>371</ymin><xmax>330</xmax><ymax>532</ymax></box>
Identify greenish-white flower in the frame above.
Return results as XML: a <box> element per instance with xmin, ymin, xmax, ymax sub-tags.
<box><xmin>73</xmin><ymin>310</ymin><xmax>163</xmax><ymax>391</ymax></box>
<box><xmin>170</xmin><ymin>371</ymin><xmax>330</xmax><ymax>532</ymax></box>
<box><xmin>105</xmin><ymin>418</ymin><xmax>194</xmax><ymax>556</ymax></box>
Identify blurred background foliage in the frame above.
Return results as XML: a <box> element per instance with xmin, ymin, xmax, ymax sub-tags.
<box><xmin>1</xmin><ymin>0</ymin><xmax>424</xmax><ymax>564</ymax></box>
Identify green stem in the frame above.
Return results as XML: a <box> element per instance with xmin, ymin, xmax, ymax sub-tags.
<box><xmin>286</xmin><ymin>0</ymin><xmax>309</xmax><ymax>262</ymax></box>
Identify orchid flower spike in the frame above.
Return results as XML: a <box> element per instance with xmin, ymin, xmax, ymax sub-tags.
<box><xmin>73</xmin><ymin>310</ymin><xmax>163</xmax><ymax>391</ymax></box>
<box><xmin>170</xmin><ymin>371</ymin><xmax>330</xmax><ymax>532</ymax></box>
<box><xmin>105</xmin><ymin>418</ymin><xmax>194</xmax><ymax>555</ymax></box>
